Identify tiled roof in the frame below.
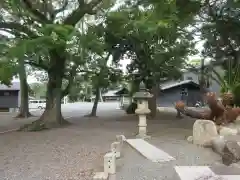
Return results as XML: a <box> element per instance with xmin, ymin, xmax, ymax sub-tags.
<box><xmin>102</xmin><ymin>90</ymin><xmax>120</xmax><ymax>97</ymax></box>
<box><xmin>160</xmin><ymin>80</ymin><xmax>199</xmax><ymax>90</ymax></box>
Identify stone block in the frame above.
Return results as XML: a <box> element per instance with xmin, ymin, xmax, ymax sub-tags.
<box><xmin>219</xmin><ymin>127</ymin><xmax>238</xmax><ymax>136</ymax></box>
<box><xmin>222</xmin><ymin>140</ymin><xmax>240</xmax><ymax>166</ymax></box>
<box><xmin>193</xmin><ymin>119</ymin><xmax>218</xmax><ymax>147</ymax></box>
<box><xmin>135</xmin><ymin>108</ymin><xmax>151</xmax><ymax>115</ymax></box>
<box><xmin>211</xmin><ymin>136</ymin><xmax>226</xmax><ymax>155</ymax></box>
<box><xmin>104</xmin><ymin>152</ymin><xmax>116</xmax><ymax>175</ymax></box>
<box><xmin>230</xmin><ymin>163</ymin><xmax>240</xmax><ymax>169</ymax></box>
<box><xmin>111</xmin><ymin>142</ymin><xmax>121</xmax><ymax>158</ymax></box>
<box><xmin>236</xmin><ymin>115</ymin><xmax>240</xmax><ymax>122</ymax></box>
<box><xmin>93</xmin><ymin>172</ymin><xmax>108</xmax><ymax>180</ymax></box>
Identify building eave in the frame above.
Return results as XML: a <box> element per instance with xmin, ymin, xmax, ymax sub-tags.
<box><xmin>160</xmin><ymin>80</ymin><xmax>200</xmax><ymax>91</ymax></box>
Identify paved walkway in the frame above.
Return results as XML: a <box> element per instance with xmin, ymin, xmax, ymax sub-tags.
<box><xmin>112</xmin><ymin>137</ymin><xmax>240</xmax><ymax>180</ymax></box>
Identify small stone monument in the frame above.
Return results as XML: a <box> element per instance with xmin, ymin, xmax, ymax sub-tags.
<box><xmin>133</xmin><ymin>81</ymin><xmax>153</xmax><ymax>139</ymax></box>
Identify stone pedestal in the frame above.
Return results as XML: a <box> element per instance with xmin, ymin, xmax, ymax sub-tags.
<box><xmin>138</xmin><ymin>114</ymin><xmax>147</xmax><ymax>135</ymax></box>
<box><xmin>135</xmin><ymin>108</ymin><xmax>151</xmax><ymax>139</ymax></box>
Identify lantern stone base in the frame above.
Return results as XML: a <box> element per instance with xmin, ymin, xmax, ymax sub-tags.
<box><xmin>136</xmin><ymin>114</ymin><xmax>150</xmax><ymax>139</ymax></box>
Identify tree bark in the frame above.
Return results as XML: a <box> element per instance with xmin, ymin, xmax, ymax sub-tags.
<box><xmin>19</xmin><ymin>54</ymin><xmax>69</xmax><ymax>131</ymax></box>
<box><xmin>99</xmin><ymin>88</ymin><xmax>103</xmax><ymax>102</ymax></box>
<box><xmin>38</xmin><ymin>73</ymin><xmax>67</xmax><ymax>125</ymax></box>
<box><xmin>199</xmin><ymin>58</ymin><xmax>206</xmax><ymax>105</ymax></box>
<box><xmin>176</xmin><ymin>107</ymin><xmax>211</xmax><ymax>119</ymax></box>
<box><xmin>148</xmin><ymin>85</ymin><xmax>158</xmax><ymax>118</ymax></box>
<box><xmin>16</xmin><ymin>59</ymin><xmax>32</xmax><ymax>118</ymax></box>
<box><xmin>87</xmin><ymin>86</ymin><xmax>100</xmax><ymax>117</ymax></box>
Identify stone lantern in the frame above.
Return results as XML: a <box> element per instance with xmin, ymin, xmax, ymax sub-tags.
<box><xmin>133</xmin><ymin>81</ymin><xmax>153</xmax><ymax>139</ymax></box>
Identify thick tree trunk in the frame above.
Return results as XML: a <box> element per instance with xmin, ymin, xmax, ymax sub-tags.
<box><xmin>176</xmin><ymin>107</ymin><xmax>211</xmax><ymax>119</ymax></box>
<box><xmin>16</xmin><ymin>59</ymin><xmax>32</xmax><ymax>118</ymax></box>
<box><xmin>199</xmin><ymin>58</ymin><xmax>205</xmax><ymax>105</ymax></box>
<box><xmin>148</xmin><ymin>85</ymin><xmax>158</xmax><ymax>118</ymax></box>
<box><xmin>86</xmin><ymin>86</ymin><xmax>100</xmax><ymax>117</ymax></box>
<box><xmin>19</xmin><ymin>54</ymin><xmax>69</xmax><ymax>131</ymax></box>
<box><xmin>38</xmin><ymin>74</ymin><xmax>67</xmax><ymax>125</ymax></box>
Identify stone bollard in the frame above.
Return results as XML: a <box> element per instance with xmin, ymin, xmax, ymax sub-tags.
<box><xmin>104</xmin><ymin>152</ymin><xmax>116</xmax><ymax>175</ymax></box>
<box><xmin>93</xmin><ymin>152</ymin><xmax>116</xmax><ymax>180</ymax></box>
<box><xmin>116</xmin><ymin>135</ymin><xmax>126</xmax><ymax>144</ymax></box>
<box><xmin>111</xmin><ymin>142</ymin><xmax>121</xmax><ymax>158</ymax></box>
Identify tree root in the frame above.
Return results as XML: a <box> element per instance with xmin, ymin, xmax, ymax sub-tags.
<box><xmin>15</xmin><ymin>112</ymin><xmax>34</xmax><ymax>119</ymax></box>
<box><xmin>19</xmin><ymin>119</ymin><xmax>48</xmax><ymax>131</ymax></box>
<box><xmin>84</xmin><ymin>113</ymin><xmax>97</xmax><ymax>117</ymax></box>
<box><xmin>19</xmin><ymin>118</ymin><xmax>70</xmax><ymax>132</ymax></box>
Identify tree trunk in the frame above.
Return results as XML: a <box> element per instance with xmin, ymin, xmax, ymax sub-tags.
<box><xmin>99</xmin><ymin>88</ymin><xmax>103</xmax><ymax>102</ymax></box>
<box><xmin>87</xmin><ymin>86</ymin><xmax>100</xmax><ymax>117</ymax></box>
<box><xmin>39</xmin><ymin>73</ymin><xmax>66</xmax><ymax>124</ymax></box>
<box><xmin>148</xmin><ymin>85</ymin><xmax>158</xmax><ymax>118</ymax></box>
<box><xmin>176</xmin><ymin>106</ymin><xmax>211</xmax><ymax>119</ymax></box>
<box><xmin>19</xmin><ymin>54</ymin><xmax>69</xmax><ymax>131</ymax></box>
<box><xmin>16</xmin><ymin>59</ymin><xmax>32</xmax><ymax>118</ymax></box>
<box><xmin>199</xmin><ymin>58</ymin><xmax>205</xmax><ymax>105</ymax></box>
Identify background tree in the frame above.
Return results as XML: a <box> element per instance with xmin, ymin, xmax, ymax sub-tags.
<box><xmin>81</xmin><ymin>25</ymin><xmax>123</xmax><ymax>117</ymax></box>
<box><xmin>30</xmin><ymin>82</ymin><xmax>47</xmax><ymax>99</ymax></box>
<box><xmin>0</xmin><ymin>39</ymin><xmax>18</xmax><ymax>85</ymax></box>
<box><xmin>102</xmin><ymin>0</ymin><xmax>201</xmax><ymax>117</ymax></box>
<box><xmin>0</xmin><ymin>34</ymin><xmax>31</xmax><ymax>117</ymax></box>
<box><xmin>16</xmin><ymin>57</ymin><xmax>32</xmax><ymax>117</ymax></box>
<box><xmin>199</xmin><ymin>0</ymin><xmax>240</xmax><ymax>105</ymax></box>
<box><xmin>0</xmin><ymin>0</ymin><xmax>114</xmax><ymax>130</ymax></box>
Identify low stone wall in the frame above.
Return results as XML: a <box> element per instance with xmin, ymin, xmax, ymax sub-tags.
<box><xmin>187</xmin><ymin>119</ymin><xmax>240</xmax><ymax>166</ymax></box>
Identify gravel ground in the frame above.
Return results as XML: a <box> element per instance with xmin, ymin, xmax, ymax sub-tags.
<box><xmin>0</xmin><ymin>110</ymin><xmax>224</xmax><ymax>180</ymax></box>
<box><xmin>0</xmin><ymin>113</ymin><xmax>37</xmax><ymax>132</ymax></box>
<box><xmin>0</xmin><ymin>113</ymin><xmax>136</xmax><ymax>180</ymax></box>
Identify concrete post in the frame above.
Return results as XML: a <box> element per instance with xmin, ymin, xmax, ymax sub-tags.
<box><xmin>111</xmin><ymin>142</ymin><xmax>121</xmax><ymax>158</ymax></box>
<box><xmin>104</xmin><ymin>152</ymin><xmax>116</xmax><ymax>175</ymax></box>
